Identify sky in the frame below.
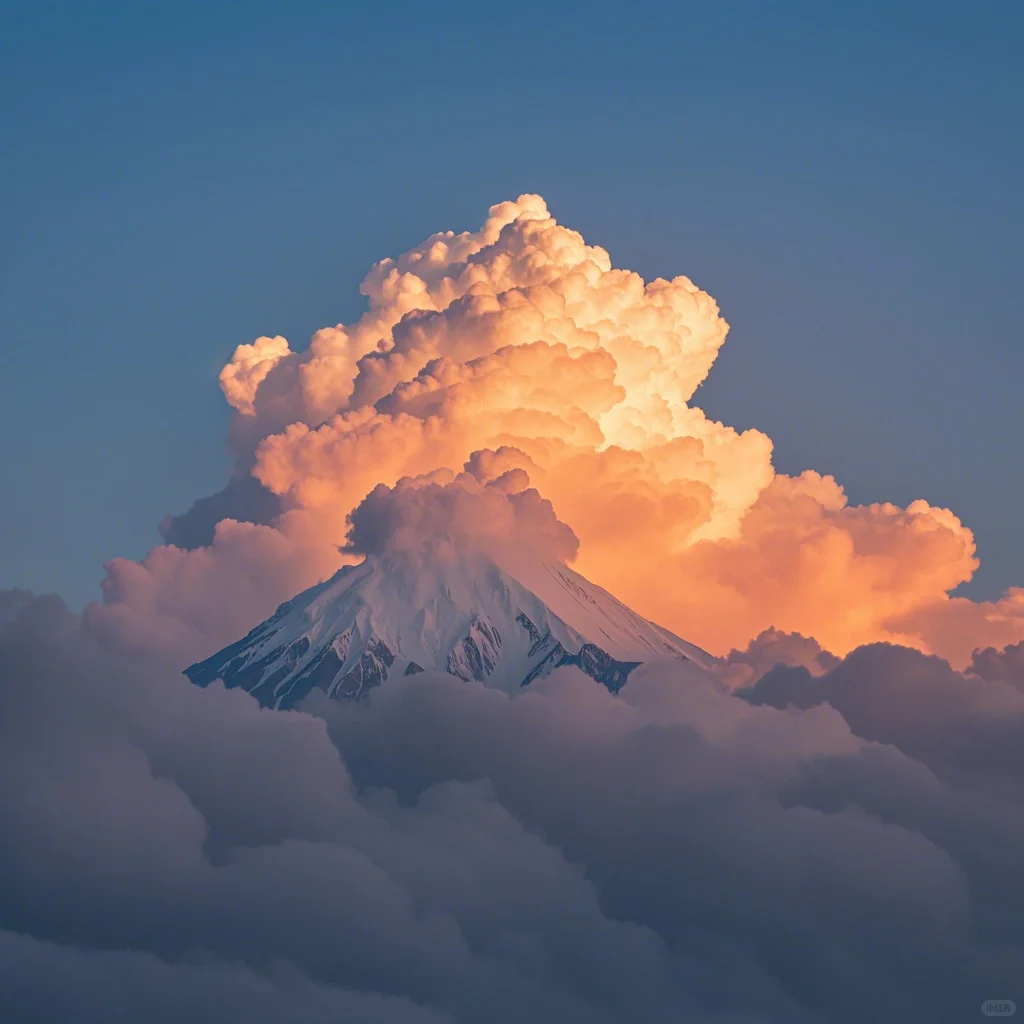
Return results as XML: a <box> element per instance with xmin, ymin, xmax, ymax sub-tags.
<box><xmin>1</xmin><ymin>0</ymin><xmax>1022</xmax><ymax>612</ymax></box>
<box><xmin>4</xmin><ymin>6</ymin><xmax>1024</xmax><ymax>1018</ymax></box>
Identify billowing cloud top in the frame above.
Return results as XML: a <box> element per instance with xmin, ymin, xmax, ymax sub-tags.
<box><xmin>345</xmin><ymin>461</ymin><xmax>579</xmax><ymax>567</ymax></box>
<box><xmin>223</xmin><ymin>195</ymin><xmax>727</xmax><ymax>437</ymax></box>
<box><xmin>88</xmin><ymin>195</ymin><xmax>1024</xmax><ymax>668</ymax></box>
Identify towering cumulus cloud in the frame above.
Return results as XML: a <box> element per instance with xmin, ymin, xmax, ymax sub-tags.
<box><xmin>89</xmin><ymin>195</ymin><xmax>1024</xmax><ymax>667</ymax></box>
<box><xmin>8</xmin><ymin>195</ymin><xmax>1024</xmax><ymax>1021</ymax></box>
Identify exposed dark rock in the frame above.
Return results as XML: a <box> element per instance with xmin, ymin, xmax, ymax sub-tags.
<box><xmin>447</xmin><ymin>615</ymin><xmax>502</xmax><ymax>681</ymax></box>
<box><xmin>276</xmin><ymin>644</ymin><xmax>343</xmax><ymax>707</ymax></box>
<box><xmin>571</xmin><ymin>643</ymin><xmax>640</xmax><ymax>694</ymax></box>
<box><xmin>520</xmin><ymin>641</ymin><xmax>569</xmax><ymax>687</ymax></box>
<box><xmin>516</xmin><ymin>611</ymin><xmax>543</xmax><ymax>646</ymax></box>
<box><xmin>332</xmin><ymin>638</ymin><xmax>395</xmax><ymax>701</ymax></box>
<box><xmin>520</xmin><ymin>641</ymin><xmax>640</xmax><ymax>694</ymax></box>
<box><xmin>184</xmin><ymin>619</ymin><xmax>276</xmax><ymax>687</ymax></box>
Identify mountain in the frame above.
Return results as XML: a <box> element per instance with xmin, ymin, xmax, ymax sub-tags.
<box><xmin>185</xmin><ymin>553</ymin><xmax>710</xmax><ymax>708</ymax></box>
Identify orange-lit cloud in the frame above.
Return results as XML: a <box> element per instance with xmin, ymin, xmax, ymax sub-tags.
<box><xmin>86</xmin><ymin>520</ymin><xmax>339</xmax><ymax>665</ymax></box>
<box><xmin>346</xmin><ymin>465</ymin><xmax>579</xmax><ymax>568</ymax></box>
<box><xmin>91</xmin><ymin>195</ymin><xmax>1024</xmax><ymax>668</ymax></box>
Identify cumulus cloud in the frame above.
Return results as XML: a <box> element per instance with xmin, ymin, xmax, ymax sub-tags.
<box><xmin>85</xmin><ymin>519</ymin><xmax>341</xmax><ymax>666</ymax></box>
<box><xmin>0</xmin><ymin>932</ymin><xmax>449</xmax><ymax>1024</ymax></box>
<box><xmin>4</xmin><ymin>593</ymin><xmax>1021</xmax><ymax>1022</ymax></box>
<box><xmin>605</xmin><ymin>472</ymin><xmax>985</xmax><ymax>662</ymax></box>
<box><xmin>345</xmin><ymin>460</ymin><xmax>579</xmax><ymax>567</ymax></box>
<box><xmin>741</xmin><ymin>642</ymin><xmax>1024</xmax><ymax>823</ymax></box>
<box><xmin>712</xmin><ymin>627</ymin><xmax>840</xmax><ymax>690</ymax></box>
<box><xmin>220</xmin><ymin>335</ymin><xmax>291</xmax><ymax>416</ymax></box>
<box><xmin>159</xmin><ymin>476</ymin><xmax>282</xmax><ymax>550</ymax></box>
<box><xmin>87</xmin><ymin>194</ymin><xmax>1024</xmax><ymax>669</ymax></box>
<box><xmin>10</xmin><ymin>194</ymin><xmax>1024</xmax><ymax>1023</ymax></box>
<box><xmin>889</xmin><ymin>587</ymin><xmax>1024</xmax><ymax>670</ymax></box>
<box><xmin>969</xmin><ymin>638</ymin><xmax>1024</xmax><ymax>693</ymax></box>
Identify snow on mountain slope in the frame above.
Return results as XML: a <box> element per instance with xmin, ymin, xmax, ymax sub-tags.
<box><xmin>185</xmin><ymin>553</ymin><xmax>711</xmax><ymax>708</ymax></box>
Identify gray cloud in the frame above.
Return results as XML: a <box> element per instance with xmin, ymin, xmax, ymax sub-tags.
<box><xmin>1</xmin><ymin>593</ymin><xmax>1022</xmax><ymax>1022</ymax></box>
<box><xmin>969</xmin><ymin>639</ymin><xmax>1024</xmax><ymax>694</ymax></box>
<box><xmin>712</xmin><ymin>627</ymin><xmax>841</xmax><ymax>689</ymax></box>
<box><xmin>0</xmin><ymin>930</ymin><xmax>449</xmax><ymax>1024</ymax></box>
<box><xmin>741</xmin><ymin>642</ymin><xmax>1024</xmax><ymax>790</ymax></box>
<box><xmin>159</xmin><ymin>476</ymin><xmax>282</xmax><ymax>550</ymax></box>
<box><xmin>345</xmin><ymin>465</ymin><xmax>579</xmax><ymax>567</ymax></box>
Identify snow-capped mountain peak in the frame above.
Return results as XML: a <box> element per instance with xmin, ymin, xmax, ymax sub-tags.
<box><xmin>185</xmin><ymin>553</ymin><xmax>710</xmax><ymax>708</ymax></box>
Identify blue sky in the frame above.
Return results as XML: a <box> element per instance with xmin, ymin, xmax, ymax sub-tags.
<box><xmin>1</xmin><ymin>0</ymin><xmax>1021</xmax><ymax>609</ymax></box>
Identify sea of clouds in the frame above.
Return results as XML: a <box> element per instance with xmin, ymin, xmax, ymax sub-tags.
<box><xmin>3</xmin><ymin>591</ymin><xmax>1024</xmax><ymax>1021</ymax></box>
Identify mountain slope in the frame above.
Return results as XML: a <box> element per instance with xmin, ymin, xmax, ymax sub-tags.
<box><xmin>185</xmin><ymin>554</ymin><xmax>710</xmax><ymax>708</ymax></box>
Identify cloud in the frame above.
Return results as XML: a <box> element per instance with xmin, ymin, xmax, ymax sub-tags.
<box><xmin>969</xmin><ymin>639</ymin><xmax>1024</xmax><ymax>693</ymax></box>
<box><xmin>159</xmin><ymin>476</ymin><xmax>282</xmax><ymax>550</ymax></box>
<box><xmin>86</xmin><ymin>195</ymin><xmax>1024</xmax><ymax>669</ymax></box>
<box><xmin>600</xmin><ymin>472</ymin><xmax>983</xmax><ymax>663</ymax></box>
<box><xmin>712</xmin><ymin>627</ymin><xmax>840</xmax><ymax>690</ymax></box>
<box><xmin>220</xmin><ymin>335</ymin><xmax>292</xmax><ymax>417</ymax></box>
<box><xmin>7</xmin><ymin>194</ymin><xmax>1024</xmax><ymax>1023</ymax></box>
<box><xmin>889</xmin><ymin>587</ymin><xmax>1024</xmax><ymax>670</ymax></box>
<box><xmin>345</xmin><ymin>460</ymin><xmax>579</xmax><ymax>567</ymax></box>
<box><xmin>0</xmin><ymin>931</ymin><xmax>450</xmax><ymax>1024</ymax></box>
<box><xmin>85</xmin><ymin>519</ymin><xmax>341</xmax><ymax>665</ymax></box>
<box><xmin>5</xmin><ymin>593</ymin><xmax>1021</xmax><ymax>1021</ymax></box>
<box><xmin>741</xmin><ymin>642</ymin><xmax>1024</xmax><ymax>792</ymax></box>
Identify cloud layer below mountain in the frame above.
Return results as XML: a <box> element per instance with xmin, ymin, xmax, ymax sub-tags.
<box><xmin>4</xmin><ymin>594</ymin><xmax>1024</xmax><ymax>1022</ymax></box>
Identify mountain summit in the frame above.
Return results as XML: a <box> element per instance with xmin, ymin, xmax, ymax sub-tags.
<box><xmin>185</xmin><ymin>554</ymin><xmax>709</xmax><ymax>708</ymax></box>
